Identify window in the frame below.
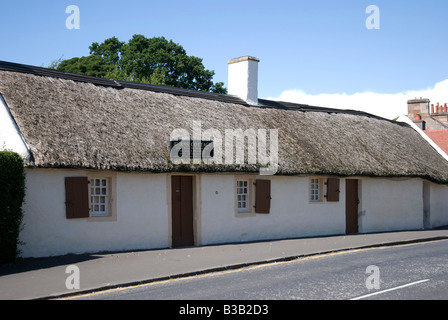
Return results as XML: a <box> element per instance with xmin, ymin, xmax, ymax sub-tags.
<box><xmin>237</xmin><ymin>180</ymin><xmax>250</xmax><ymax>213</ymax></box>
<box><xmin>310</xmin><ymin>178</ymin><xmax>320</xmax><ymax>201</ymax></box>
<box><xmin>309</xmin><ymin>177</ymin><xmax>323</xmax><ymax>202</ymax></box>
<box><xmin>65</xmin><ymin>173</ymin><xmax>116</xmax><ymax>221</ymax></box>
<box><xmin>235</xmin><ymin>177</ymin><xmax>271</xmax><ymax>216</ymax></box>
<box><xmin>90</xmin><ymin>178</ymin><xmax>109</xmax><ymax>217</ymax></box>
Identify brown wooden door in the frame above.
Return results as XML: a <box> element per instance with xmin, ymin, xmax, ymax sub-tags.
<box><xmin>345</xmin><ymin>179</ymin><xmax>359</xmax><ymax>234</ymax></box>
<box><xmin>171</xmin><ymin>176</ymin><xmax>194</xmax><ymax>247</ymax></box>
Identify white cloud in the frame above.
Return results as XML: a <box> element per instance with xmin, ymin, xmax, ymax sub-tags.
<box><xmin>267</xmin><ymin>79</ymin><xmax>448</xmax><ymax>120</ymax></box>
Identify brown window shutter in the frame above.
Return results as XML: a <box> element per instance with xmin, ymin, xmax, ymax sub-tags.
<box><xmin>326</xmin><ymin>178</ymin><xmax>340</xmax><ymax>202</ymax></box>
<box><xmin>65</xmin><ymin>177</ymin><xmax>90</xmax><ymax>219</ymax></box>
<box><xmin>255</xmin><ymin>180</ymin><xmax>271</xmax><ymax>214</ymax></box>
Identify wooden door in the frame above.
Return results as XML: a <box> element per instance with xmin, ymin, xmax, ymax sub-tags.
<box><xmin>345</xmin><ymin>179</ymin><xmax>359</xmax><ymax>234</ymax></box>
<box><xmin>171</xmin><ymin>176</ymin><xmax>194</xmax><ymax>247</ymax></box>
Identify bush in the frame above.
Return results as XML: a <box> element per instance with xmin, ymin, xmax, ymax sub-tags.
<box><xmin>0</xmin><ymin>151</ymin><xmax>25</xmax><ymax>264</ymax></box>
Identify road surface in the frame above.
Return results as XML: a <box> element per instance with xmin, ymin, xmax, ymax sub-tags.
<box><xmin>71</xmin><ymin>239</ymin><xmax>448</xmax><ymax>301</ymax></box>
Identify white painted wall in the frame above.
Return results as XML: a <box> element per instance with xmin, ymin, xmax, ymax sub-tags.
<box><xmin>429</xmin><ymin>183</ymin><xmax>448</xmax><ymax>228</ymax></box>
<box><xmin>19</xmin><ymin>169</ymin><xmax>169</xmax><ymax>258</ymax></box>
<box><xmin>199</xmin><ymin>174</ymin><xmax>346</xmax><ymax>245</ymax></box>
<box><xmin>19</xmin><ymin>169</ymin><xmax>446</xmax><ymax>258</ymax></box>
<box><xmin>359</xmin><ymin>178</ymin><xmax>424</xmax><ymax>233</ymax></box>
<box><xmin>0</xmin><ymin>94</ymin><xmax>30</xmax><ymax>158</ymax></box>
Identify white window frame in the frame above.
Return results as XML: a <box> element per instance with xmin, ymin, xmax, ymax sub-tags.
<box><xmin>90</xmin><ymin>177</ymin><xmax>110</xmax><ymax>217</ymax></box>
<box><xmin>87</xmin><ymin>172</ymin><xmax>117</xmax><ymax>221</ymax></box>
<box><xmin>235</xmin><ymin>176</ymin><xmax>255</xmax><ymax>217</ymax></box>
<box><xmin>237</xmin><ymin>180</ymin><xmax>250</xmax><ymax>212</ymax></box>
<box><xmin>309</xmin><ymin>177</ymin><xmax>324</xmax><ymax>203</ymax></box>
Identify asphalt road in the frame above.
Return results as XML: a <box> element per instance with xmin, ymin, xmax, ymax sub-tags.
<box><xmin>71</xmin><ymin>239</ymin><xmax>448</xmax><ymax>301</ymax></box>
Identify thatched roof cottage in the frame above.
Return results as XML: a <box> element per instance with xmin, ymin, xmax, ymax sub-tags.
<box><xmin>1</xmin><ymin>57</ymin><xmax>447</xmax><ymax>258</ymax></box>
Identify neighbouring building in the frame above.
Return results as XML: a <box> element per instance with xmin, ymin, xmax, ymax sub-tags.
<box><xmin>1</xmin><ymin>58</ymin><xmax>448</xmax><ymax>258</ymax></box>
<box><xmin>407</xmin><ymin>98</ymin><xmax>448</xmax><ymax>155</ymax></box>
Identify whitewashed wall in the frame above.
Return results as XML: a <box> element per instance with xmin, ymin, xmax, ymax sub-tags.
<box><xmin>0</xmin><ymin>94</ymin><xmax>30</xmax><ymax>158</ymax></box>
<box><xmin>199</xmin><ymin>174</ymin><xmax>346</xmax><ymax>246</ymax></box>
<box><xmin>19</xmin><ymin>169</ymin><xmax>169</xmax><ymax>258</ymax></box>
<box><xmin>429</xmin><ymin>183</ymin><xmax>448</xmax><ymax>228</ymax></box>
<box><xmin>359</xmin><ymin>178</ymin><xmax>424</xmax><ymax>233</ymax></box>
<box><xmin>19</xmin><ymin>169</ymin><xmax>446</xmax><ymax>258</ymax></box>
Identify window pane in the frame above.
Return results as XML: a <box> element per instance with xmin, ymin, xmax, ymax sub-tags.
<box><xmin>310</xmin><ymin>178</ymin><xmax>320</xmax><ymax>201</ymax></box>
<box><xmin>237</xmin><ymin>180</ymin><xmax>250</xmax><ymax>212</ymax></box>
<box><xmin>89</xmin><ymin>177</ymin><xmax>111</xmax><ymax>216</ymax></box>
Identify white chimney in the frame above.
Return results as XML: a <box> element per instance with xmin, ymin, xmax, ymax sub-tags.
<box><xmin>227</xmin><ymin>56</ymin><xmax>259</xmax><ymax>105</ymax></box>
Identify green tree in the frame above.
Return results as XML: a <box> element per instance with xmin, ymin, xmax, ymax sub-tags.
<box><xmin>54</xmin><ymin>35</ymin><xmax>227</xmax><ymax>93</ymax></box>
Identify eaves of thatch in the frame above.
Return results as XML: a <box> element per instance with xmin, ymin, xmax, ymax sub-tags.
<box><xmin>1</xmin><ymin>61</ymin><xmax>448</xmax><ymax>184</ymax></box>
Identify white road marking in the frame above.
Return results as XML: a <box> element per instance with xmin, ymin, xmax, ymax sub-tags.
<box><xmin>350</xmin><ymin>279</ymin><xmax>430</xmax><ymax>300</ymax></box>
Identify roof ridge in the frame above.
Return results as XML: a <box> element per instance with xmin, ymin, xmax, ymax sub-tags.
<box><xmin>0</xmin><ymin>60</ymin><xmax>122</xmax><ymax>88</ymax></box>
<box><xmin>0</xmin><ymin>60</ymin><xmax>409</xmax><ymax>125</ymax></box>
<box><xmin>0</xmin><ymin>60</ymin><xmax>249</xmax><ymax>106</ymax></box>
<box><xmin>257</xmin><ymin>98</ymin><xmax>408</xmax><ymax>126</ymax></box>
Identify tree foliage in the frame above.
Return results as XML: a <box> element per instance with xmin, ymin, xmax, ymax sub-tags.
<box><xmin>54</xmin><ymin>35</ymin><xmax>227</xmax><ymax>93</ymax></box>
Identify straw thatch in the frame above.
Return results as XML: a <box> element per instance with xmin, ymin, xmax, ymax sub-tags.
<box><xmin>1</xmin><ymin>66</ymin><xmax>448</xmax><ymax>184</ymax></box>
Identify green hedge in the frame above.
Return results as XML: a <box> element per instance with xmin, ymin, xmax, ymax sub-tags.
<box><xmin>0</xmin><ymin>151</ymin><xmax>25</xmax><ymax>264</ymax></box>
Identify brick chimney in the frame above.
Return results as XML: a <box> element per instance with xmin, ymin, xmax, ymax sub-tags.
<box><xmin>407</xmin><ymin>98</ymin><xmax>429</xmax><ymax>130</ymax></box>
<box><xmin>227</xmin><ymin>56</ymin><xmax>259</xmax><ymax>105</ymax></box>
<box><xmin>407</xmin><ymin>98</ymin><xmax>430</xmax><ymax>119</ymax></box>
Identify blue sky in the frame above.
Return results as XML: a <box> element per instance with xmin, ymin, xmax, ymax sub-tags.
<box><xmin>1</xmin><ymin>1</ymin><xmax>448</xmax><ymax>118</ymax></box>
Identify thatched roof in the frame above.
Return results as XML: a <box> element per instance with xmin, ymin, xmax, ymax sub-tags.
<box><xmin>1</xmin><ymin>60</ymin><xmax>448</xmax><ymax>184</ymax></box>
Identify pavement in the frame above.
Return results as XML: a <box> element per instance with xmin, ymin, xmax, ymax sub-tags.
<box><xmin>1</xmin><ymin>227</ymin><xmax>448</xmax><ymax>300</ymax></box>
